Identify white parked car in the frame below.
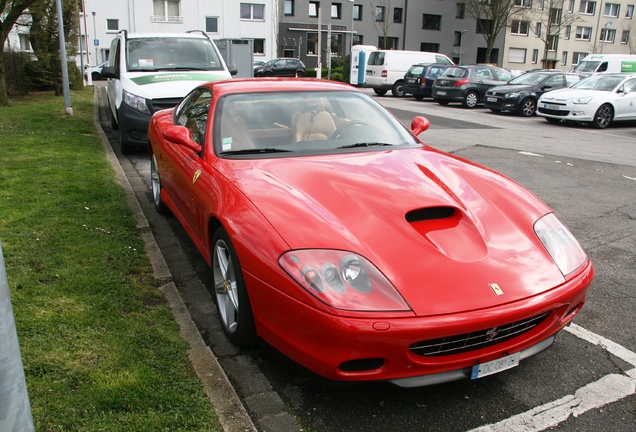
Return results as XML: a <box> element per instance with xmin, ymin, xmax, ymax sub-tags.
<box><xmin>537</xmin><ymin>73</ymin><xmax>636</xmax><ymax>128</ymax></box>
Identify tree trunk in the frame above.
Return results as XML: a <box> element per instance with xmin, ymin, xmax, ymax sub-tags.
<box><xmin>0</xmin><ymin>47</ymin><xmax>10</xmax><ymax>106</ymax></box>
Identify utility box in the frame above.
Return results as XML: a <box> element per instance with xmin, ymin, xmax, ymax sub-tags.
<box><xmin>216</xmin><ymin>39</ymin><xmax>254</xmax><ymax>78</ymax></box>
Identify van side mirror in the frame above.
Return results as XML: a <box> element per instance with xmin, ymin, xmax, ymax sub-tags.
<box><xmin>101</xmin><ymin>66</ymin><xmax>117</xmax><ymax>79</ymax></box>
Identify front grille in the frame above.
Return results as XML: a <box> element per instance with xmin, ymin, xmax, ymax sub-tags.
<box><xmin>409</xmin><ymin>312</ymin><xmax>550</xmax><ymax>357</ymax></box>
<box><xmin>149</xmin><ymin>97</ymin><xmax>182</xmax><ymax>113</ymax></box>
<box><xmin>538</xmin><ymin>107</ymin><xmax>570</xmax><ymax>117</ymax></box>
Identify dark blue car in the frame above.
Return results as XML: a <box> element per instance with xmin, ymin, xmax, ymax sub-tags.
<box><xmin>403</xmin><ymin>63</ymin><xmax>450</xmax><ymax>100</ymax></box>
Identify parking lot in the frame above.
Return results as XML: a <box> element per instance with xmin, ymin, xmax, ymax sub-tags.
<box><xmin>97</xmin><ymin>83</ymin><xmax>636</xmax><ymax>432</ymax></box>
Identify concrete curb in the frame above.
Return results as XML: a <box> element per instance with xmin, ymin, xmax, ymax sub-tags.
<box><xmin>92</xmin><ymin>88</ymin><xmax>258</xmax><ymax>432</ymax></box>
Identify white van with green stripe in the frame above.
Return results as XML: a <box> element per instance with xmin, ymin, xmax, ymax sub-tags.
<box><xmin>102</xmin><ymin>30</ymin><xmax>235</xmax><ymax>154</ymax></box>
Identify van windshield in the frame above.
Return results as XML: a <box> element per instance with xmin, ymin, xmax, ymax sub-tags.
<box><xmin>573</xmin><ymin>61</ymin><xmax>600</xmax><ymax>73</ymax></box>
<box><xmin>126</xmin><ymin>37</ymin><xmax>224</xmax><ymax>72</ymax></box>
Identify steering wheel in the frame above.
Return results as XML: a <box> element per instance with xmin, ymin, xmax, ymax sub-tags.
<box><xmin>331</xmin><ymin>120</ymin><xmax>367</xmax><ymax>139</ymax></box>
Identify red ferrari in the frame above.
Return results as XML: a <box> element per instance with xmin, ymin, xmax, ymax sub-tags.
<box><xmin>148</xmin><ymin>78</ymin><xmax>593</xmax><ymax>387</ymax></box>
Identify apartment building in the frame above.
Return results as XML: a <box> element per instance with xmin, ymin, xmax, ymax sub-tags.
<box><xmin>501</xmin><ymin>0</ymin><xmax>635</xmax><ymax>71</ymax></box>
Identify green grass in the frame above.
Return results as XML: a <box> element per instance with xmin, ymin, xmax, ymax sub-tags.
<box><xmin>0</xmin><ymin>90</ymin><xmax>220</xmax><ymax>431</ymax></box>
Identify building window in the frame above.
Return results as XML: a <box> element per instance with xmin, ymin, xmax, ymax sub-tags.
<box><xmin>621</xmin><ymin>30</ymin><xmax>630</xmax><ymax>43</ymax></box>
<box><xmin>456</xmin><ymin>2</ymin><xmax>465</xmax><ymax>18</ymax></box>
<box><xmin>538</xmin><ymin>0</ymin><xmax>545</xmax><ymax>10</ymax></box>
<box><xmin>205</xmin><ymin>17</ymin><xmax>218</xmax><ymax>33</ymax></box>
<box><xmin>511</xmin><ymin>20</ymin><xmax>529</xmax><ymax>35</ymax></box>
<box><xmin>284</xmin><ymin>0</ymin><xmax>294</xmax><ymax>16</ymax></box>
<box><xmin>309</xmin><ymin>1</ymin><xmax>319</xmax><ymax>17</ymax></box>
<box><xmin>240</xmin><ymin>3</ymin><xmax>265</xmax><ymax>20</ymax></box>
<box><xmin>353</xmin><ymin>4</ymin><xmax>362</xmax><ymax>20</ymax></box>
<box><xmin>535</xmin><ymin>22</ymin><xmax>542</xmax><ymax>37</ymax></box>
<box><xmin>568</xmin><ymin>0</ymin><xmax>575</xmax><ymax>12</ymax></box>
<box><xmin>453</xmin><ymin>31</ymin><xmax>462</xmax><ymax>46</ymax></box>
<box><xmin>477</xmin><ymin>19</ymin><xmax>493</xmax><ymax>34</ymax></box>
<box><xmin>307</xmin><ymin>32</ymin><xmax>318</xmax><ymax>54</ymax></box>
<box><xmin>375</xmin><ymin>6</ymin><xmax>385</xmax><ymax>22</ymax></box>
<box><xmin>532</xmin><ymin>49</ymin><xmax>539</xmax><ymax>63</ymax></box>
<box><xmin>353</xmin><ymin>34</ymin><xmax>363</xmax><ymax>45</ymax></box>
<box><xmin>331</xmin><ymin>33</ymin><xmax>343</xmax><ymax>55</ymax></box>
<box><xmin>19</xmin><ymin>34</ymin><xmax>31</xmax><ymax>51</ymax></box>
<box><xmin>394</xmin><ymin>7</ymin><xmax>403</xmax><ymax>23</ymax></box>
<box><xmin>561</xmin><ymin>51</ymin><xmax>568</xmax><ymax>65</ymax></box>
<box><xmin>378</xmin><ymin>36</ymin><xmax>398</xmax><ymax>49</ymax></box>
<box><xmin>575</xmin><ymin>26</ymin><xmax>593</xmax><ymax>40</ymax></box>
<box><xmin>420</xmin><ymin>42</ymin><xmax>440</xmax><ymax>52</ymax></box>
<box><xmin>550</xmin><ymin>8</ymin><xmax>562</xmax><ymax>24</ymax></box>
<box><xmin>600</xmin><ymin>28</ymin><xmax>616</xmax><ymax>42</ymax></box>
<box><xmin>422</xmin><ymin>14</ymin><xmax>442</xmax><ymax>30</ymax></box>
<box><xmin>152</xmin><ymin>0</ymin><xmax>181</xmax><ymax>22</ymax></box>
<box><xmin>572</xmin><ymin>52</ymin><xmax>587</xmax><ymax>64</ymax></box>
<box><xmin>579</xmin><ymin>1</ymin><xmax>596</xmax><ymax>15</ymax></box>
<box><xmin>107</xmin><ymin>19</ymin><xmax>119</xmax><ymax>31</ymax></box>
<box><xmin>564</xmin><ymin>25</ymin><xmax>571</xmax><ymax>39</ymax></box>
<box><xmin>604</xmin><ymin>3</ymin><xmax>620</xmax><ymax>17</ymax></box>
<box><xmin>508</xmin><ymin>47</ymin><xmax>527</xmax><ymax>63</ymax></box>
<box><xmin>627</xmin><ymin>5</ymin><xmax>634</xmax><ymax>18</ymax></box>
<box><xmin>331</xmin><ymin>3</ymin><xmax>341</xmax><ymax>19</ymax></box>
<box><xmin>514</xmin><ymin>0</ymin><xmax>532</xmax><ymax>7</ymax></box>
<box><xmin>547</xmin><ymin>35</ymin><xmax>558</xmax><ymax>50</ymax></box>
<box><xmin>253</xmin><ymin>38</ymin><xmax>265</xmax><ymax>55</ymax></box>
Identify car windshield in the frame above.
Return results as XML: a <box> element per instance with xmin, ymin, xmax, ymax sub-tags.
<box><xmin>440</xmin><ymin>67</ymin><xmax>468</xmax><ymax>78</ymax></box>
<box><xmin>571</xmin><ymin>75</ymin><xmax>624</xmax><ymax>91</ymax></box>
<box><xmin>573</xmin><ymin>61</ymin><xmax>600</xmax><ymax>73</ymax></box>
<box><xmin>127</xmin><ymin>37</ymin><xmax>224</xmax><ymax>71</ymax></box>
<box><xmin>509</xmin><ymin>73</ymin><xmax>548</xmax><ymax>85</ymax></box>
<box><xmin>215</xmin><ymin>90</ymin><xmax>419</xmax><ymax>157</ymax></box>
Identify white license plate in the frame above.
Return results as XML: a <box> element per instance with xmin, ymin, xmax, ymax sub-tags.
<box><xmin>470</xmin><ymin>352</ymin><xmax>520</xmax><ymax>379</ymax></box>
<box><xmin>436</xmin><ymin>91</ymin><xmax>447</xmax><ymax>96</ymax></box>
<box><xmin>543</xmin><ymin>103</ymin><xmax>560</xmax><ymax>111</ymax></box>
<box><xmin>486</xmin><ymin>96</ymin><xmax>497</xmax><ymax>102</ymax></box>
<box><xmin>407</xmin><ymin>78</ymin><xmax>416</xmax><ymax>83</ymax></box>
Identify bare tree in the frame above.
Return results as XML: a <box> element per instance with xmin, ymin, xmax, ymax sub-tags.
<box><xmin>525</xmin><ymin>0</ymin><xmax>581</xmax><ymax>68</ymax></box>
<box><xmin>465</xmin><ymin>0</ymin><xmax>524</xmax><ymax>64</ymax></box>
<box><xmin>369</xmin><ymin>0</ymin><xmax>395</xmax><ymax>49</ymax></box>
<box><xmin>1</xmin><ymin>0</ymin><xmax>42</xmax><ymax>105</ymax></box>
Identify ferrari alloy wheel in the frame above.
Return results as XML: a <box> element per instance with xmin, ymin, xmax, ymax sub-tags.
<box><xmin>463</xmin><ymin>91</ymin><xmax>479</xmax><ymax>109</ymax></box>
<box><xmin>150</xmin><ymin>152</ymin><xmax>169</xmax><ymax>214</ymax></box>
<box><xmin>212</xmin><ymin>228</ymin><xmax>256</xmax><ymax>347</ymax></box>
<box><xmin>519</xmin><ymin>98</ymin><xmax>536</xmax><ymax>117</ymax></box>
<box><xmin>592</xmin><ymin>104</ymin><xmax>613</xmax><ymax>129</ymax></box>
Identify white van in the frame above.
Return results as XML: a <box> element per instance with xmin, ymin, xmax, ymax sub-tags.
<box><xmin>364</xmin><ymin>50</ymin><xmax>454</xmax><ymax>96</ymax></box>
<box><xmin>572</xmin><ymin>54</ymin><xmax>636</xmax><ymax>75</ymax></box>
<box><xmin>102</xmin><ymin>30</ymin><xmax>235</xmax><ymax>154</ymax></box>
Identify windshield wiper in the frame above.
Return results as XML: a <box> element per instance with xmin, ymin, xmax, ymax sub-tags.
<box><xmin>337</xmin><ymin>142</ymin><xmax>393</xmax><ymax>149</ymax></box>
<box><xmin>220</xmin><ymin>147</ymin><xmax>292</xmax><ymax>155</ymax></box>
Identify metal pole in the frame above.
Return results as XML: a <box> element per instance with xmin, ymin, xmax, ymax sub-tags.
<box><xmin>459</xmin><ymin>30</ymin><xmax>467</xmax><ymax>65</ymax></box>
<box><xmin>55</xmin><ymin>0</ymin><xmax>73</xmax><ymax>116</ymax></box>
<box><xmin>92</xmin><ymin>12</ymin><xmax>98</xmax><ymax>65</ymax></box>
<box><xmin>0</xmin><ymin>240</ymin><xmax>35</xmax><ymax>432</ymax></box>
<box><xmin>349</xmin><ymin>0</ymin><xmax>354</xmax><ymax>55</ymax></box>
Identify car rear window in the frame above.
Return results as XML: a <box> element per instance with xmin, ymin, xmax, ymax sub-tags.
<box><xmin>407</xmin><ymin>66</ymin><xmax>425</xmax><ymax>75</ymax></box>
<box><xmin>440</xmin><ymin>67</ymin><xmax>468</xmax><ymax>78</ymax></box>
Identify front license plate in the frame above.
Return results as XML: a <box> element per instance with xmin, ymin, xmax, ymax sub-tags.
<box><xmin>471</xmin><ymin>352</ymin><xmax>521</xmax><ymax>379</ymax></box>
<box><xmin>543</xmin><ymin>103</ymin><xmax>560</xmax><ymax>111</ymax></box>
<box><xmin>436</xmin><ymin>91</ymin><xmax>447</xmax><ymax>96</ymax></box>
<box><xmin>486</xmin><ymin>96</ymin><xmax>497</xmax><ymax>102</ymax></box>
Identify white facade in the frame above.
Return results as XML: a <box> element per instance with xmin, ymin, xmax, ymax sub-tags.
<box><xmin>6</xmin><ymin>0</ymin><xmax>278</xmax><ymax>68</ymax></box>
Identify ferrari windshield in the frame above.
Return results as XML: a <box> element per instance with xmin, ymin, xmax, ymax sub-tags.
<box><xmin>215</xmin><ymin>90</ymin><xmax>420</xmax><ymax>157</ymax></box>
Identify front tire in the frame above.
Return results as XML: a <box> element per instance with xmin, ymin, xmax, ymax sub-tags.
<box><xmin>150</xmin><ymin>152</ymin><xmax>169</xmax><ymax>214</ymax></box>
<box><xmin>462</xmin><ymin>91</ymin><xmax>479</xmax><ymax>109</ymax></box>
<box><xmin>591</xmin><ymin>104</ymin><xmax>613</xmax><ymax>129</ymax></box>
<box><xmin>518</xmin><ymin>98</ymin><xmax>536</xmax><ymax>117</ymax></box>
<box><xmin>212</xmin><ymin>228</ymin><xmax>256</xmax><ymax>347</ymax></box>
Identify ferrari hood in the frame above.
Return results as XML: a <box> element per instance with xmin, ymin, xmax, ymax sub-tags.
<box><xmin>220</xmin><ymin>148</ymin><xmax>566</xmax><ymax>316</ymax></box>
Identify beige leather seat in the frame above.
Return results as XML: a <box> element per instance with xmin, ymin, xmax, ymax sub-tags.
<box><xmin>291</xmin><ymin>100</ymin><xmax>336</xmax><ymax>143</ymax></box>
<box><xmin>220</xmin><ymin>102</ymin><xmax>254</xmax><ymax>151</ymax></box>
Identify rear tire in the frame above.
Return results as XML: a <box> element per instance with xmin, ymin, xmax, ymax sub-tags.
<box><xmin>591</xmin><ymin>104</ymin><xmax>613</xmax><ymax>129</ymax></box>
<box><xmin>373</xmin><ymin>88</ymin><xmax>388</xmax><ymax>96</ymax></box>
<box><xmin>414</xmin><ymin>95</ymin><xmax>424</xmax><ymax>101</ymax></box>
<box><xmin>462</xmin><ymin>91</ymin><xmax>479</xmax><ymax>109</ymax></box>
<box><xmin>391</xmin><ymin>80</ymin><xmax>405</xmax><ymax>97</ymax></box>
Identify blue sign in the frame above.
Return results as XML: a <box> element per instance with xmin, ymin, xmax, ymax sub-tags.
<box><xmin>94</xmin><ymin>39</ymin><xmax>99</xmax><ymax>46</ymax></box>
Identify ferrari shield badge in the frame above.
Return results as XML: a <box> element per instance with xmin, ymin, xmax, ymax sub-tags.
<box><xmin>193</xmin><ymin>169</ymin><xmax>202</xmax><ymax>184</ymax></box>
<box><xmin>489</xmin><ymin>283</ymin><xmax>504</xmax><ymax>296</ymax></box>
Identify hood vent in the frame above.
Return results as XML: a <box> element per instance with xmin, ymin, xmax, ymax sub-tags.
<box><xmin>405</xmin><ymin>207</ymin><xmax>455</xmax><ymax>223</ymax></box>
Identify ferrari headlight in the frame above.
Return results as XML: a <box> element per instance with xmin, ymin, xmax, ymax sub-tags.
<box><xmin>123</xmin><ymin>89</ymin><xmax>150</xmax><ymax>114</ymax></box>
<box><xmin>280</xmin><ymin>250</ymin><xmax>411</xmax><ymax>312</ymax></box>
<box><xmin>571</xmin><ymin>97</ymin><xmax>592</xmax><ymax>105</ymax></box>
<box><xmin>534</xmin><ymin>213</ymin><xmax>587</xmax><ymax>276</ymax></box>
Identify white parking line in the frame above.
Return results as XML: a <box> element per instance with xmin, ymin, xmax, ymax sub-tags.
<box><xmin>468</xmin><ymin>324</ymin><xmax>636</xmax><ymax>432</ymax></box>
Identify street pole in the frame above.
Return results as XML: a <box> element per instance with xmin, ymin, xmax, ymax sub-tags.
<box><xmin>55</xmin><ymin>0</ymin><xmax>72</xmax><ymax>116</ymax></box>
<box><xmin>92</xmin><ymin>12</ymin><xmax>98</xmax><ymax>64</ymax></box>
<box><xmin>349</xmin><ymin>0</ymin><xmax>355</xmax><ymax>55</ymax></box>
<box><xmin>459</xmin><ymin>30</ymin><xmax>467</xmax><ymax>65</ymax></box>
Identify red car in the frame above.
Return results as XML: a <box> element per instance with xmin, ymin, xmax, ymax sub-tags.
<box><xmin>148</xmin><ymin>78</ymin><xmax>593</xmax><ymax>387</ymax></box>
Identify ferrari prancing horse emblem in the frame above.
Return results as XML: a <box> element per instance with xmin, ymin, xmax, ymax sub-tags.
<box><xmin>193</xmin><ymin>169</ymin><xmax>202</xmax><ymax>184</ymax></box>
<box><xmin>490</xmin><ymin>283</ymin><xmax>504</xmax><ymax>296</ymax></box>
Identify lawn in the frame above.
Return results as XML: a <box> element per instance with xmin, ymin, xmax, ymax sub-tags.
<box><xmin>0</xmin><ymin>89</ymin><xmax>220</xmax><ymax>431</ymax></box>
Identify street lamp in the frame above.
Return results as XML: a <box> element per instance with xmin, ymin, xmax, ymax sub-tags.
<box><xmin>459</xmin><ymin>30</ymin><xmax>467</xmax><ymax>65</ymax></box>
<box><xmin>348</xmin><ymin>0</ymin><xmax>355</xmax><ymax>56</ymax></box>
<box><xmin>600</xmin><ymin>22</ymin><xmax>613</xmax><ymax>54</ymax></box>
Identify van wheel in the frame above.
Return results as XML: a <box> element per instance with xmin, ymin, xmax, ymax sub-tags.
<box><xmin>373</xmin><ymin>88</ymin><xmax>387</xmax><ymax>96</ymax></box>
<box><xmin>391</xmin><ymin>80</ymin><xmax>405</xmax><ymax>97</ymax></box>
<box><xmin>107</xmin><ymin>100</ymin><xmax>119</xmax><ymax>130</ymax></box>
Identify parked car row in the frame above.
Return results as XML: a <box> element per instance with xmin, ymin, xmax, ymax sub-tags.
<box><xmin>401</xmin><ymin>63</ymin><xmax>636</xmax><ymax>128</ymax></box>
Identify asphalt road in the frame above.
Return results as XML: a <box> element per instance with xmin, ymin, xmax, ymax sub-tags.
<box><xmin>96</xmin><ymin>83</ymin><xmax>636</xmax><ymax>432</ymax></box>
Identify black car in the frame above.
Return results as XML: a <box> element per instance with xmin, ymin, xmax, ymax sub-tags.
<box><xmin>254</xmin><ymin>58</ymin><xmax>306</xmax><ymax>77</ymax></box>
<box><xmin>403</xmin><ymin>63</ymin><xmax>450</xmax><ymax>100</ymax></box>
<box><xmin>431</xmin><ymin>65</ymin><xmax>514</xmax><ymax>108</ymax></box>
<box><xmin>484</xmin><ymin>71</ymin><xmax>583</xmax><ymax>116</ymax></box>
